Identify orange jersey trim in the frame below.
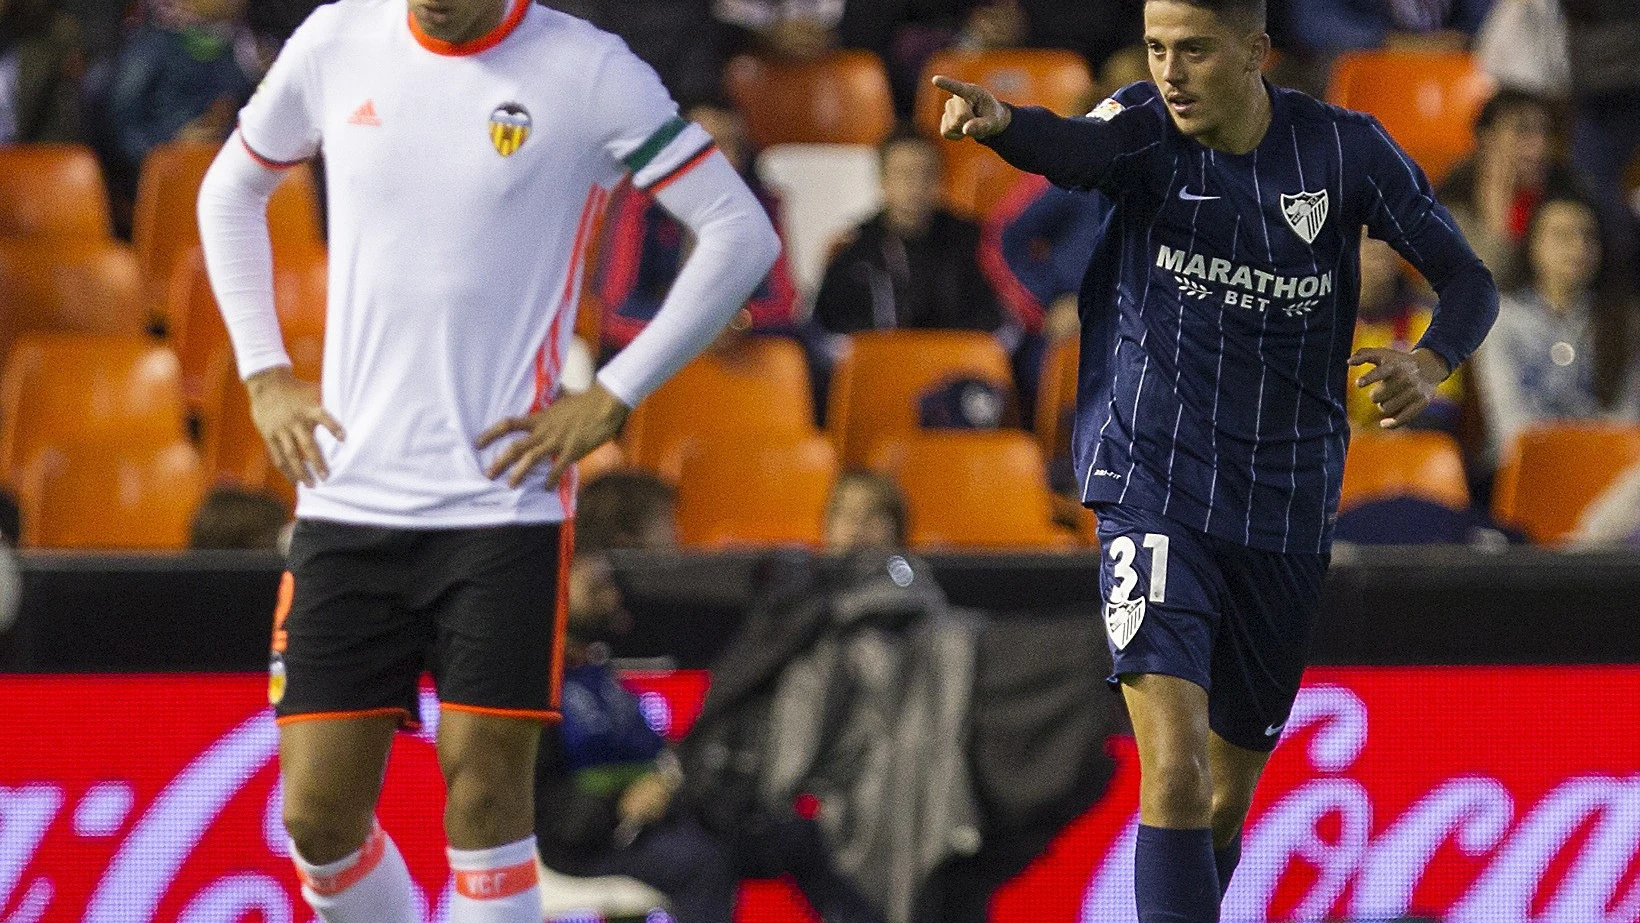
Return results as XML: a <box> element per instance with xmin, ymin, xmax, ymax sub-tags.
<box><xmin>647</xmin><ymin>144</ymin><xmax>718</xmax><ymax>194</ymax></box>
<box><xmin>454</xmin><ymin>860</ymin><xmax>538</xmax><ymax>900</ymax></box>
<box><xmin>240</xmin><ymin>134</ymin><xmax>304</xmax><ymax>170</ymax></box>
<box><xmin>271</xmin><ymin>571</ymin><xmax>294</xmax><ymax>654</ymax></box>
<box><xmin>275</xmin><ymin>707</ymin><xmax>419</xmax><ymax>728</ymax></box>
<box><xmin>409</xmin><ymin>0</ymin><xmax>528</xmax><ymax>57</ymax></box>
<box><xmin>439</xmin><ymin>702</ymin><xmax>562</xmax><ymax>722</ymax></box>
<box><xmin>296</xmin><ymin>823</ymin><xmax>387</xmax><ymax>896</ymax></box>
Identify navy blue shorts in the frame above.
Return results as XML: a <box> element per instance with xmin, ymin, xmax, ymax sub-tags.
<box><xmin>1095</xmin><ymin>504</ymin><xmax>1329</xmax><ymax>752</ymax></box>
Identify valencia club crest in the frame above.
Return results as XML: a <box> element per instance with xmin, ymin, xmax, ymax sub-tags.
<box><xmin>489</xmin><ymin>103</ymin><xmax>531</xmax><ymax>157</ymax></box>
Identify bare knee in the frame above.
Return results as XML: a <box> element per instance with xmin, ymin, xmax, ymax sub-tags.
<box><xmin>439</xmin><ymin>716</ymin><xmax>539</xmax><ymax>849</ymax></box>
<box><xmin>1210</xmin><ymin>789</ymin><xmax>1254</xmax><ymax>848</ymax></box>
<box><xmin>1139</xmin><ymin>753</ymin><xmax>1213</xmax><ymax>828</ymax></box>
<box><xmin>284</xmin><ymin>787</ymin><xmax>375</xmax><ymax>865</ymax></box>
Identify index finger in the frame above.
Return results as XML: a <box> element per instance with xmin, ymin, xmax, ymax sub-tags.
<box><xmin>1348</xmin><ymin>348</ymin><xmax>1388</xmax><ymax>367</ymax></box>
<box><xmin>932</xmin><ymin>75</ymin><xmax>983</xmax><ymax>103</ymax></box>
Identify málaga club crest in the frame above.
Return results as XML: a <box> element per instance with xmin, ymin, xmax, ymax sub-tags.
<box><xmin>1281</xmin><ymin>190</ymin><xmax>1329</xmax><ymax>245</ymax></box>
<box><xmin>489</xmin><ymin>103</ymin><xmax>531</xmax><ymax>157</ymax></box>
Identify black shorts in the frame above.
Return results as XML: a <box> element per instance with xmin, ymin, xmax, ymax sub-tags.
<box><xmin>270</xmin><ymin>518</ymin><xmax>571</xmax><ymax>728</ymax></box>
<box><xmin>1095</xmin><ymin>503</ymin><xmax>1330</xmax><ymax>753</ymax></box>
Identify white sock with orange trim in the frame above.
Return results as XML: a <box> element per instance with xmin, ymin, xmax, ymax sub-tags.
<box><xmin>447</xmin><ymin>836</ymin><xmax>540</xmax><ymax>922</ymax></box>
<box><xmin>291</xmin><ymin>820</ymin><xmax>418</xmax><ymax>923</ymax></box>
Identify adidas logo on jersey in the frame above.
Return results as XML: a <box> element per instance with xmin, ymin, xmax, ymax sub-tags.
<box><xmin>348</xmin><ymin>100</ymin><xmax>382</xmax><ymax>127</ymax></box>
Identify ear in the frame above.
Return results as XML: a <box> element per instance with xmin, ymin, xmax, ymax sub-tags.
<box><xmin>1249</xmin><ymin>32</ymin><xmax>1272</xmax><ymax>73</ymax></box>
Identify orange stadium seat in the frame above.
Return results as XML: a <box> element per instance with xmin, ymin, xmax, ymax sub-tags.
<box><xmin>0</xmin><ymin>144</ymin><xmax>111</xmax><ymax>239</ymax></box>
<box><xmin>0</xmin><ymin>239</ymin><xmax>149</xmax><ymax>364</ymax></box>
<box><xmin>675</xmin><ymin>433</ymin><xmax>837</xmax><ymax>548</ymax></box>
<box><xmin>874</xmin><ymin>431</ymin><xmax>1072</xmax><ymax>551</ymax></box>
<box><xmin>915</xmin><ymin>50</ymin><xmax>1095</xmax><ymax>218</ymax></box>
<box><xmin>135</xmin><ymin>141</ymin><xmax>324</xmax><ymax>329</ymax></box>
<box><xmin>200</xmin><ymin>351</ymin><xmax>292</xmax><ymax>508</ymax></box>
<box><xmin>1327</xmin><ymin>50</ymin><xmax>1494</xmax><ymax>184</ymax></box>
<box><xmin>0</xmin><ymin>334</ymin><xmax>186</xmax><ymax>481</ymax></box>
<box><xmin>827</xmin><ymin>330</ymin><xmax>1015</xmax><ymax>468</ymax></box>
<box><xmin>18</xmin><ymin>439</ymin><xmax>204</xmax><ymax>550</ymax></box>
<box><xmin>1492</xmin><ymin>423</ymin><xmax>1640</xmax><ymax>545</ymax></box>
<box><xmin>622</xmin><ymin>336</ymin><xmax>814</xmax><ymax>479</ymax></box>
<box><xmin>1338</xmin><ymin>430</ymin><xmax>1470</xmax><ymax>513</ymax></box>
<box><xmin>1036</xmin><ymin>336</ymin><xmax>1080</xmax><ymax>459</ymax></box>
<box><xmin>725</xmin><ymin>51</ymin><xmax>895</xmax><ymax>147</ymax></box>
<box><xmin>169</xmin><ymin>244</ymin><xmax>328</xmax><ymax>406</ymax></box>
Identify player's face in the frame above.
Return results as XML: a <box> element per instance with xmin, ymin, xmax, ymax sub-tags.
<box><xmin>1143</xmin><ymin>1</ymin><xmax>1269</xmax><ymax>146</ymax></box>
<box><xmin>408</xmin><ymin>0</ymin><xmax>508</xmax><ymax>44</ymax></box>
<box><xmin>1530</xmin><ymin>200</ymin><xmax>1601</xmax><ymax>294</ymax></box>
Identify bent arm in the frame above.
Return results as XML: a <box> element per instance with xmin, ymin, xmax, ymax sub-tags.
<box><xmin>196</xmin><ymin>133</ymin><xmax>292</xmax><ymax>379</ymax></box>
<box><xmin>595</xmin><ymin>152</ymin><xmax>781</xmax><ymax>406</ymax></box>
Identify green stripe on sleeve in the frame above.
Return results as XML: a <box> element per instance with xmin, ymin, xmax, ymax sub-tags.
<box><xmin>622</xmin><ymin>116</ymin><xmax>689</xmax><ymax>173</ymax></box>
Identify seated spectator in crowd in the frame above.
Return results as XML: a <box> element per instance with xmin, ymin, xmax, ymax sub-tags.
<box><xmin>188</xmin><ymin>485</ymin><xmax>288</xmax><ymax>550</ymax></box>
<box><xmin>1286</xmin><ymin>0</ymin><xmax>1493</xmax><ymax>52</ymax></box>
<box><xmin>1563</xmin><ymin>0</ymin><xmax>1640</xmax><ymax>263</ymax></box>
<box><xmin>981</xmin><ymin>174</ymin><xmax>1109</xmax><ymax>406</ymax></box>
<box><xmin>813</xmin><ymin>129</ymin><xmax>1004</xmax><ymax>336</ymax></box>
<box><xmin>1438</xmin><ymin>89</ymin><xmax>1585</xmax><ymax>284</ymax></box>
<box><xmin>1473</xmin><ymin>193</ymin><xmax>1640</xmax><ymax>468</ymax></box>
<box><xmin>1349</xmin><ymin>236</ymin><xmax>1462</xmax><ymax>434</ymax></box>
<box><xmin>575</xmin><ymin>470</ymin><xmax>680</xmax><ymax>552</ymax></box>
<box><xmin>0</xmin><ymin>0</ymin><xmax>86</xmax><ymax>143</ymax></box>
<box><xmin>547</xmin><ymin>0</ymin><xmax>724</xmax><ymax>104</ymax></box>
<box><xmin>595</xmin><ymin>102</ymin><xmax>798</xmax><ymax>354</ymax></box>
<box><xmin>822</xmin><ymin>470</ymin><xmax>908</xmax><ymax>552</ymax></box>
<box><xmin>535</xmin><ymin>551</ymin><xmax>737</xmax><ymax>923</ymax></box>
<box><xmin>99</xmin><ymin>0</ymin><xmax>258</xmax><ymax>227</ymax></box>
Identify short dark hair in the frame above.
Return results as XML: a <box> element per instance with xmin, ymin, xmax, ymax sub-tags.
<box><xmin>877</xmin><ymin>124</ymin><xmax>940</xmax><ymax>169</ymax></box>
<box><xmin>575</xmin><ymin>470</ymin><xmax>678</xmax><ymax>553</ymax></box>
<box><xmin>189</xmin><ymin>486</ymin><xmax>289</xmax><ymax>550</ymax></box>
<box><xmin>1146</xmin><ymin>0</ymin><xmax>1267</xmax><ymax>31</ymax></box>
<box><xmin>1473</xmin><ymin>87</ymin><xmax>1558</xmax><ymax>137</ymax></box>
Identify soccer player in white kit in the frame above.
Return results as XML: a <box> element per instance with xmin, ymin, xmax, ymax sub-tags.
<box><xmin>196</xmin><ymin>1</ymin><xmax>780</xmax><ymax>921</ymax></box>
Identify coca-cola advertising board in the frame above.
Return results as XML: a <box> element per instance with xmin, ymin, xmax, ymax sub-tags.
<box><xmin>2</xmin><ymin>666</ymin><xmax>1638</xmax><ymax>922</ymax></box>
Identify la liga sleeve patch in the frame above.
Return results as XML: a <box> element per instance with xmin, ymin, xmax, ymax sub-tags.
<box><xmin>1087</xmin><ymin>97</ymin><xmax>1125</xmax><ymax>122</ymax></box>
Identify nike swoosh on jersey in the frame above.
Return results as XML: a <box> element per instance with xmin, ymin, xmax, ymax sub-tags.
<box><xmin>1179</xmin><ymin>189</ymin><xmax>1221</xmax><ymax>202</ymax></box>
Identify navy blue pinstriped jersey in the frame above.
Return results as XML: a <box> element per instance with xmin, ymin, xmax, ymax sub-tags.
<box><xmin>985</xmin><ymin>82</ymin><xmax>1497</xmax><ymax>554</ymax></box>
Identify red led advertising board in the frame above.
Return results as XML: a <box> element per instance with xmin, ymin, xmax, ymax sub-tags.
<box><xmin>2</xmin><ymin>667</ymin><xmax>1638</xmax><ymax>922</ymax></box>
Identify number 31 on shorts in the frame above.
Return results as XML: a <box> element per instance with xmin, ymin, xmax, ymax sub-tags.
<box><xmin>1108</xmin><ymin>533</ymin><xmax>1169</xmax><ymax>604</ymax></box>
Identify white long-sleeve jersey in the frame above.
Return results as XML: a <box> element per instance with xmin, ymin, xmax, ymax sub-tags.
<box><xmin>198</xmin><ymin>0</ymin><xmax>779</xmax><ymax>527</ymax></box>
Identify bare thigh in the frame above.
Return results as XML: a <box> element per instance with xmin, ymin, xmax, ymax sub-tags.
<box><xmin>279</xmin><ymin>715</ymin><xmax>399</xmax><ymax>864</ymax></box>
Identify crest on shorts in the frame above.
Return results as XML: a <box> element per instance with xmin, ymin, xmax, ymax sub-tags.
<box><xmin>489</xmin><ymin>103</ymin><xmax>531</xmax><ymax>157</ymax></box>
<box><xmin>1087</xmin><ymin>97</ymin><xmax>1125</xmax><ymax>122</ymax></box>
<box><xmin>1281</xmin><ymin>190</ymin><xmax>1329</xmax><ymax>245</ymax></box>
<box><xmin>1104</xmin><ymin>596</ymin><xmax>1146</xmax><ymax>651</ymax></box>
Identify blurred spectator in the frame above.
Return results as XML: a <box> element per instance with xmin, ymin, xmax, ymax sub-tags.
<box><xmin>716</xmin><ymin>0</ymin><xmax>843</xmax><ymax>61</ymax></box>
<box><xmin>1474</xmin><ymin>0</ymin><xmax>1569</xmax><ymax>97</ymax></box>
<box><xmin>822</xmin><ymin>470</ymin><xmax>908</xmax><ymax>552</ymax></box>
<box><xmin>980</xmin><ymin>175</ymin><xmax>1110</xmax><ymax>408</ymax></box>
<box><xmin>1286</xmin><ymin>0</ymin><xmax>1494</xmax><ymax>52</ymax></box>
<box><xmin>546</xmin><ymin>0</ymin><xmax>725</xmax><ymax>104</ymax></box>
<box><xmin>0</xmin><ymin>0</ymin><xmax>86</xmax><ymax>143</ymax></box>
<box><xmin>98</xmin><ymin>0</ymin><xmax>258</xmax><ymax>230</ymax></box>
<box><xmin>534</xmin><ymin>552</ymin><xmax>736</xmax><ymax>923</ymax></box>
<box><xmin>1349</xmin><ymin>236</ymin><xmax>1463</xmax><ymax>434</ymax></box>
<box><xmin>1473</xmin><ymin>193</ymin><xmax>1640</xmax><ymax>467</ymax></box>
<box><xmin>575</xmin><ymin>470</ymin><xmax>680</xmax><ymax>553</ymax></box>
<box><xmin>1563</xmin><ymin>0</ymin><xmax>1640</xmax><ymax>262</ymax></box>
<box><xmin>1437</xmin><ymin>89</ymin><xmax>1585</xmax><ymax>283</ymax></box>
<box><xmin>188</xmin><ymin>485</ymin><xmax>288</xmax><ymax>550</ymax></box>
<box><xmin>595</xmin><ymin>102</ymin><xmax>798</xmax><ymax>354</ymax></box>
<box><xmin>1572</xmin><ymin>458</ymin><xmax>1640</xmax><ymax>547</ymax></box>
<box><xmin>813</xmin><ymin>129</ymin><xmax>1004</xmax><ymax>335</ymax></box>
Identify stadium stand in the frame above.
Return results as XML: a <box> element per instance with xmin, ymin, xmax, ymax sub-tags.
<box><xmin>827</xmin><ymin>329</ymin><xmax>1015</xmax><ymax>468</ymax></box>
<box><xmin>1339</xmin><ymin>430</ymin><xmax>1471</xmax><ymax>513</ymax></box>
<box><xmin>872</xmin><ymin>431</ymin><xmax>1072</xmax><ymax>550</ymax></box>
<box><xmin>1492</xmin><ymin>423</ymin><xmax>1640</xmax><ymax>545</ymax></box>
<box><xmin>1036</xmin><ymin>334</ymin><xmax>1080</xmax><ymax>459</ymax></box>
<box><xmin>754</xmin><ymin>143</ymin><xmax>882</xmax><ymax>299</ymax></box>
<box><xmin>0</xmin><ymin>144</ymin><xmax>112</xmax><ymax>240</ymax></box>
<box><xmin>675</xmin><ymin>433</ymin><xmax>838</xmax><ymax>548</ymax></box>
<box><xmin>18</xmin><ymin>438</ymin><xmax>203</xmax><ymax>550</ymax></box>
<box><xmin>622</xmin><ymin>336</ymin><xmax>815</xmax><ymax>480</ymax></box>
<box><xmin>725</xmin><ymin>50</ymin><xmax>896</xmax><ymax>147</ymax></box>
<box><xmin>1326</xmin><ymin>49</ymin><xmax>1495</xmax><ymax>184</ymax></box>
<box><xmin>0</xmin><ymin>239</ymin><xmax>149</xmax><ymax>366</ymax></box>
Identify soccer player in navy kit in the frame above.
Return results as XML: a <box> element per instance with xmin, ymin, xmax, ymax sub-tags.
<box><xmin>936</xmin><ymin>1</ymin><xmax>1496</xmax><ymax>921</ymax></box>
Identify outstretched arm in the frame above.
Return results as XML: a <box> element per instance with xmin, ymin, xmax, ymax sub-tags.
<box><xmin>933</xmin><ymin>76</ymin><xmax>1163</xmax><ymax>192</ymax></box>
